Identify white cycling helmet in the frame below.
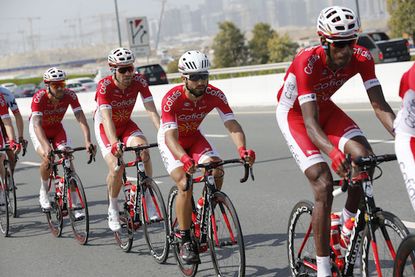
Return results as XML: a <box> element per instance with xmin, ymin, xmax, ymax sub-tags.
<box><xmin>317</xmin><ymin>6</ymin><xmax>360</xmax><ymax>42</ymax></box>
<box><xmin>178</xmin><ymin>50</ymin><xmax>210</xmax><ymax>74</ymax></box>
<box><xmin>108</xmin><ymin>47</ymin><xmax>135</xmax><ymax>67</ymax></box>
<box><xmin>43</xmin><ymin>67</ymin><xmax>66</xmax><ymax>83</ymax></box>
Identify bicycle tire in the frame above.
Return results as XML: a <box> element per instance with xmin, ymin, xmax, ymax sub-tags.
<box><xmin>0</xmin><ymin>179</ymin><xmax>10</xmax><ymax>237</ymax></box>
<box><xmin>68</xmin><ymin>173</ymin><xmax>89</xmax><ymax>245</ymax></box>
<box><xmin>141</xmin><ymin>178</ymin><xmax>169</xmax><ymax>263</ymax></box>
<box><xmin>393</xmin><ymin>233</ymin><xmax>415</xmax><ymax>277</ymax></box>
<box><xmin>287</xmin><ymin>200</ymin><xmax>316</xmax><ymax>276</ymax></box>
<box><xmin>208</xmin><ymin>191</ymin><xmax>246</xmax><ymax>277</ymax></box>
<box><xmin>46</xmin><ymin>176</ymin><xmax>63</xmax><ymax>237</ymax></box>
<box><xmin>167</xmin><ymin>186</ymin><xmax>198</xmax><ymax>277</ymax></box>
<box><xmin>361</xmin><ymin>210</ymin><xmax>410</xmax><ymax>276</ymax></box>
<box><xmin>6</xmin><ymin>167</ymin><xmax>17</xmax><ymax>218</ymax></box>
<box><xmin>114</xmin><ymin>203</ymin><xmax>134</xmax><ymax>252</ymax></box>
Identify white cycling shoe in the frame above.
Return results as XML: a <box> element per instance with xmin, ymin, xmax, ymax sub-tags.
<box><xmin>39</xmin><ymin>191</ymin><xmax>51</xmax><ymax>210</ymax></box>
<box><xmin>108</xmin><ymin>208</ymin><xmax>121</xmax><ymax>232</ymax></box>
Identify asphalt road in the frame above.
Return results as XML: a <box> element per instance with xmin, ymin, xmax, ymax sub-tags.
<box><xmin>1</xmin><ymin>104</ymin><xmax>413</xmax><ymax>277</ymax></box>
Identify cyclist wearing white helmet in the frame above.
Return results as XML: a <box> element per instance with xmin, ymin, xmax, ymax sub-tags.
<box><xmin>158</xmin><ymin>50</ymin><xmax>255</xmax><ymax>263</ymax></box>
<box><xmin>276</xmin><ymin>6</ymin><xmax>395</xmax><ymax>276</ymax></box>
<box><xmin>30</xmin><ymin>67</ymin><xmax>96</xmax><ymax>212</ymax></box>
<box><xmin>94</xmin><ymin>47</ymin><xmax>160</xmax><ymax>232</ymax></box>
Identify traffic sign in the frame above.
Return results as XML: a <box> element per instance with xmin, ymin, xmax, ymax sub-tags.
<box><xmin>126</xmin><ymin>17</ymin><xmax>150</xmax><ymax>57</ymax></box>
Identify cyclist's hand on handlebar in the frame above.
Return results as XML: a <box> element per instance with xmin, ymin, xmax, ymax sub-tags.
<box><xmin>86</xmin><ymin>143</ymin><xmax>97</xmax><ymax>163</ymax></box>
<box><xmin>111</xmin><ymin>141</ymin><xmax>123</xmax><ymax>158</ymax></box>
<box><xmin>10</xmin><ymin>139</ymin><xmax>22</xmax><ymax>155</ymax></box>
<box><xmin>238</xmin><ymin>146</ymin><xmax>256</xmax><ymax>166</ymax></box>
<box><xmin>180</xmin><ymin>154</ymin><xmax>196</xmax><ymax>174</ymax></box>
<box><xmin>18</xmin><ymin>137</ymin><xmax>28</xmax><ymax>156</ymax></box>
<box><xmin>329</xmin><ymin>147</ymin><xmax>349</xmax><ymax>177</ymax></box>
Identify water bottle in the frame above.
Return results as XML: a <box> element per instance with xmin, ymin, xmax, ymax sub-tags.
<box><xmin>340</xmin><ymin>217</ymin><xmax>355</xmax><ymax>252</ymax></box>
<box><xmin>129</xmin><ymin>184</ymin><xmax>137</xmax><ymax>218</ymax></box>
<box><xmin>330</xmin><ymin>213</ymin><xmax>344</xmax><ymax>269</ymax></box>
<box><xmin>55</xmin><ymin>176</ymin><xmax>64</xmax><ymax>197</ymax></box>
<box><xmin>124</xmin><ymin>181</ymin><xmax>132</xmax><ymax>202</ymax></box>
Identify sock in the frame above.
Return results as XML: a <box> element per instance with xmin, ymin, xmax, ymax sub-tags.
<box><xmin>341</xmin><ymin>208</ymin><xmax>356</xmax><ymax>225</ymax></box>
<box><xmin>40</xmin><ymin>178</ymin><xmax>48</xmax><ymax>193</ymax></box>
<box><xmin>109</xmin><ymin>197</ymin><xmax>119</xmax><ymax>212</ymax></box>
<box><xmin>180</xmin><ymin>229</ymin><xmax>191</xmax><ymax>243</ymax></box>
<box><xmin>71</xmin><ymin>191</ymin><xmax>79</xmax><ymax>205</ymax></box>
<box><xmin>316</xmin><ymin>256</ymin><xmax>331</xmax><ymax>277</ymax></box>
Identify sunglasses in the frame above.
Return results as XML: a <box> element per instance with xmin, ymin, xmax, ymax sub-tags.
<box><xmin>331</xmin><ymin>40</ymin><xmax>356</xmax><ymax>48</ymax></box>
<box><xmin>49</xmin><ymin>81</ymin><xmax>66</xmax><ymax>89</ymax></box>
<box><xmin>185</xmin><ymin>74</ymin><xmax>209</xmax><ymax>81</ymax></box>
<box><xmin>117</xmin><ymin>66</ymin><xmax>135</xmax><ymax>74</ymax></box>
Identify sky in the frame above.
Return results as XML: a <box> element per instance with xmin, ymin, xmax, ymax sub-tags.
<box><xmin>0</xmin><ymin>0</ymin><xmax>204</xmax><ymax>54</ymax></box>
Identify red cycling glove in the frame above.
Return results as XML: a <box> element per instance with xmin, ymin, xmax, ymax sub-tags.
<box><xmin>10</xmin><ymin>140</ymin><xmax>21</xmax><ymax>151</ymax></box>
<box><xmin>238</xmin><ymin>146</ymin><xmax>256</xmax><ymax>162</ymax></box>
<box><xmin>328</xmin><ymin>147</ymin><xmax>346</xmax><ymax>173</ymax></box>
<box><xmin>111</xmin><ymin>142</ymin><xmax>122</xmax><ymax>156</ymax></box>
<box><xmin>180</xmin><ymin>154</ymin><xmax>195</xmax><ymax>173</ymax></box>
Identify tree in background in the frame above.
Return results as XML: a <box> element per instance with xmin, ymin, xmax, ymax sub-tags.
<box><xmin>248</xmin><ymin>23</ymin><xmax>275</xmax><ymax>64</ymax></box>
<box><xmin>267</xmin><ymin>33</ymin><xmax>299</xmax><ymax>63</ymax></box>
<box><xmin>166</xmin><ymin>59</ymin><xmax>179</xmax><ymax>73</ymax></box>
<box><xmin>387</xmin><ymin>0</ymin><xmax>415</xmax><ymax>43</ymax></box>
<box><xmin>212</xmin><ymin>21</ymin><xmax>248</xmax><ymax>68</ymax></box>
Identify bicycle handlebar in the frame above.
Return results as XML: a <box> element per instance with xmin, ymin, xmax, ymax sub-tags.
<box><xmin>114</xmin><ymin>143</ymin><xmax>158</xmax><ymax>172</ymax></box>
<box><xmin>50</xmin><ymin>147</ymin><xmax>96</xmax><ymax>164</ymax></box>
<box><xmin>183</xmin><ymin>158</ymin><xmax>255</xmax><ymax>191</ymax></box>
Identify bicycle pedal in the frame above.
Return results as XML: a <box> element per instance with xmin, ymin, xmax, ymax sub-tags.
<box><xmin>41</xmin><ymin>207</ymin><xmax>51</xmax><ymax>213</ymax></box>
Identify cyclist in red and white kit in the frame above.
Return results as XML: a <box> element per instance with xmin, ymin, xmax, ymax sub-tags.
<box><xmin>158</xmin><ymin>50</ymin><xmax>255</xmax><ymax>264</ymax></box>
<box><xmin>395</xmin><ymin>63</ymin><xmax>415</xmax><ymax>212</ymax></box>
<box><xmin>29</xmin><ymin>67</ymin><xmax>95</xmax><ymax>214</ymax></box>
<box><xmin>94</xmin><ymin>47</ymin><xmax>160</xmax><ymax>232</ymax></box>
<box><xmin>276</xmin><ymin>6</ymin><xmax>395</xmax><ymax>276</ymax></box>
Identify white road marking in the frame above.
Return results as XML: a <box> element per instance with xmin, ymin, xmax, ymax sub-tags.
<box><xmin>205</xmin><ymin>134</ymin><xmax>228</xmax><ymax>138</ymax></box>
<box><xmin>367</xmin><ymin>139</ymin><xmax>394</xmax><ymax>144</ymax></box>
<box><xmin>126</xmin><ymin>176</ymin><xmax>163</xmax><ymax>185</ymax></box>
<box><xmin>20</xmin><ymin>161</ymin><xmax>41</xmax><ymax>166</ymax></box>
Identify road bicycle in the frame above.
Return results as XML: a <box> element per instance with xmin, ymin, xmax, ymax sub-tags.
<box><xmin>393</xmin><ymin>233</ymin><xmax>415</xmax><ymax>276</ymax></box>
<box><xmin>113</xmin><ymin>143</ymin><xmax>169</xmax><ymax>263</ymax></box>
<box><xmin>167</xmin><ymin>158</ymin><xmax>254</xmax><ymax>277</ymax></box>
<box><xmin>45</xmin><ymin>147</ymin><xmax>94</xmax><ymax>245</ymax></box>
<box><xmin>0</xmin><ymin>143</ymin><xmax>27</xmax><ymax>237</ymax></box>
<box><xmin>287</xmin><ymin>154</ymin><xmax>410</xmax><ymax>276</ymax></box>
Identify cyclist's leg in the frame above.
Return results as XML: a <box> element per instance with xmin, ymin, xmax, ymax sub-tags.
<box><xmin>395</xmin><ymin>133</ymin><xmax>415</xmax><ymax>213</ymax></box>
<box><xmin>190</xmin><ymin>131</ymin><xmax>223</xmax><ymax>189</ymax></box>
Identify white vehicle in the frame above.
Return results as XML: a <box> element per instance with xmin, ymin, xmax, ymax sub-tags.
<box><xmin>66</xmin><ymin>80</ymin><xmax>87</xmax><ymax>93</ymax></box>
<box><xmin>1</xmin><ymin>82</ymin><xmax>18</xmax><ymax>93</ymax></box>
<box><xmin>67</xmin><ymin>77</ymin><xmax>96</xmax><ymax>92</ymax></box>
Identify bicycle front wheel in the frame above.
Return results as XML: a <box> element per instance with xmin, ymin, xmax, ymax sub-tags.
<box><xmin>141</xmin><ymin>178</ymin><xmax>169</xmax><ymax>263</ymax></box>
<box><xmin>168</xmin><ymin>186</ymin><xmax>198</xmax><ymax>277</ymax></box>
<box><xmin>46</xmin><ymin>194</ymin><xmax>63</xmax><ymax>237</ymax></box>
<box><xmin>394</xmin><ymin>233</ymin><xmax>415</xmax><ymax>277</ymax></box>
<box><xmin>287</xmin><ymin>200</ymin><xmax>316</xmax><ymax>276</ymax></box>
<box><xmin>361</xmin><ymin>210</ymin><xmax>410</xmax><ymax>276</ymax></box>
<box><xmin>208</xmin><ymin>191</ymin><xmax>245</xmax><ymax>276</ymax></box>
<box><xmin>6</xmin><ymin>168</ymin><xmax>17</xmax><ymax>218</ymax></box>
<box><xmin>68</xmin><ymin>173</ymin><xmax>89</xmax><ymax>245</ymax></box>
<box><xmin>114</xmin><ymin>204</ymin><xmax>134</xmax><ymax>252</ymax></box>
<box><xmin>0</xmin><ymin>180</ymin><xmax>10</xmax><ymax>237</ymax></box>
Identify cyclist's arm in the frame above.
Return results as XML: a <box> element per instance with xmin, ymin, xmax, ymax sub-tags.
<box><xmin>165</xmin><ymin>128</ymin><xmax>187</xmax><ymax>161</ymax></box>
<box><xmin>100</xmin><ymin>108</ymin><xmax>118</xmax><ymax>145</ymax></box>
<box><xmin>367</xmin><ymin>85</ymin><xmax>396</xmax><ymax>137</ymax></box>
<box><xmin>301</xmin><ymin>101</ymin><xmax>334</xmax><ymax>155</ymax></box>
<box><xmin>12</xmin><ymin>110</ymin><xmax>24</xmax><ymax>140</ymax></box>
<box><xmin>32</xmin><ymin>115</ymin><xmax>51</xmax><ymax>154</ymax></box>
<box><xmin>224</xmin><ymin>119</ymin><xmax>246</xmax><ymax>149</ymax></box>
<box><xmin>74</xmin><ymin>110</ymin><xmax>93</xmax><ymax>147</ymax></box>
<box><xmin>143</xmin><ymin>100</ymin><xmax>160</xmax><ymax>130</ymax></box>
<box><xmin>2</xmin><ymin>117</ymin><xmax>16</xmax><ymax>143</ymax></box>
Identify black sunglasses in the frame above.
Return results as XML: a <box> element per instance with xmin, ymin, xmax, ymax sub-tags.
<box><xmin>117</xmin><ymin>66</ymin><xmax>135</xmax><ymax>74</ymax></box>
<box><xmin>331</xmin><ymin>40</ymin><xmax>356</xmax><ymax>48</ymax></box>
<box><xmin>186</xmin><ymin>74</ymin><xmax>209</xmax><ymax>81</ymax></box>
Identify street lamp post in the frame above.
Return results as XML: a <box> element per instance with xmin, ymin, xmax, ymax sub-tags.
<box><xmin>355</xmin><ymin>0</ymin><xmax>361</xmax><ymax>26</ymax></box>
<box><xmin>114</xmin><ymin>0</ymin><xmax>122</xmax><ymax>47</ymax></box>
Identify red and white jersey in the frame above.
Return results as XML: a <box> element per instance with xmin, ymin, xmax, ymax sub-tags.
<box><xmin>160</xmin><ymin>84</ymin><xmax>235</xmax><ymax>137</ymax></box>
<box><xmin>0</xmin><ymin>93</ymin><xmax>10</xmax><ymax>120</ymax></box>
<box><xmin>277</xmin><ymin>45</ymin><xmax>380</xmax><ymax>113</ymax></box>
<box><xmin>394</xmin><ymin>63</ymin><xmax>415</xmax><ymax>136</ymax></box>
<box><xmin>30</xmin><ymin>89</ymin><xmax>81</xmax><ymax>129</ymax></box>
<box><xmin>95</xmin><ymin>74</ymin><xmax>153</xmax><ymax>129</ymax></box>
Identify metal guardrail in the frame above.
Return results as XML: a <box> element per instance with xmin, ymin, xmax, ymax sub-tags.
<box><xmin>167</xmin><ymin>61</ymin><xmax>291</xmax><ymax>80</ymax></box>
<box><xmin>411</xmin><ymin>48</ymin><xmax>415</xmax><ymax>56</ymax></box>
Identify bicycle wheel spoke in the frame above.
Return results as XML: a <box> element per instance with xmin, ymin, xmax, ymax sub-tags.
<box><xmin>68</xmin><ymin>174</ymin><xmax>89</xmax><ymax>245</ymax></box>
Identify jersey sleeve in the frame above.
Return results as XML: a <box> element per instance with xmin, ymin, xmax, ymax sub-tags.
<box><xmin>358</xmin><ymin>56</ymin><xmax>380</xmax><ymax>90</ymax></box>
<box><xmin>211</xmin><ymin>90</ymin><xmax>235</xmax><ymax>122</ymax></box>
<box><xmin>68</xmin><ymin>91</ymin><xmax>82</xmax><ymax>113</ymax></box>
<box><xmin>96</xmin><ymin>80</ymin><xmax>112</xmax><ymax>110</ymax></box>
<box><xmin>0</xmin><ymin>94</ymin><xmax>10</xmax><ymax>119</ymax></box>
<box><xmin>160</xmin><ymin>94</ymin><xmax>178</xmax><ymax>131</ymax></box>
<box><xmin>294</xmin><ymin>58</ymin><xmax>318</xmax><ymax>106</ymax></box>
<box><xmin>31</xmin><ymin>92</ymin><xmax>44</xmax><ymax>117</ymax></box>
<box><xmin>135</xmin><ymin>74</ymin><xmax>154</xmax><ymax>104</ymax></box>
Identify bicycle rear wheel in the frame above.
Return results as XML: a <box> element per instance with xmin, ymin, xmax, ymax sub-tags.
<box><xmin>287</xmin><ymin>200</ymin><xmax>316</xmax><ymax>276</ymax></box>
<box><xmin>114</xmin><ymin>204</ymin><xmax>134</xmax><ymax>252</ymax></box>
<box><xmin>394</xmin><ymin>233</ymin><xmax>415</xmax><ymax>277</ymax></box>
<box><xmin>361</xmin><ymin>210</ymin><xmax>410</xmax><ymax>276</ymax></box>
<box><xmin>141</xmin><ymin>178</ymin><xmax>169</xmax><ymax>263</ymax></box>
<box><xmin>168</xmin><ymin>186</ymin><xmax>198</xmax><ymax>277</ymax></box>
<box><xmin>6</xmin><ymin>167</ymin><xmax>17</xmax><ymax>218</ymax></box>
<box><xmin>0</xmin><ymin>180</ymin><xmax>10</xmax><ymax>237</ymax></box>
<box><xmin>208</xmin><ymin>191</ymin><xmax>245</xmax><ymax>276</ymax></box>
<box><xmin>68</xmin><ymin>173</ymin><xmax>89</xmax><ymax>245</ymax></box>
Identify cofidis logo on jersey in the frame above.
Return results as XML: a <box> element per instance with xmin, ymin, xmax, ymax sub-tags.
<box><xmin>99</xmin><ymin>79</ymin><xmax>112</xmax><ymax>95</ymax></box>
<box><xmin>206</xmin><ymin>87</ymin><xmax>228</xmax><ymax>104</ymax></box>
<box><xmin>163</xmin><ymin>90</ymin><xmax>182</xmax><ymax>112</ymax></box>
<box><xmin>304</xmin><ymin>55</ymin><xmax>320</xmax><ymax>75</ymax></box>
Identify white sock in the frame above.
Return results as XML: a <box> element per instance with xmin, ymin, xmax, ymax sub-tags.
<box><xmin>40</xmin><ymin>178</ymin><xmax>48</xmax><ymax>193</ymax></box>
<box><xmin>316</xmin><ymin>256</ymin><xmax>331</xmax><ymax>277</ymax></box>
<box><xmin>71</xmin><ymin>191</ymin><xmax>79</xmax><ymax>205</ymax></box>
<box><xmin>108</xmin><ymin>197</ymin><xmax>119</xmax><ymax>212</ymax></box>
<box><xmin>341</xmin><ymin>208</ymin><xmax>356</xmax><ymax>225</ymax></box>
